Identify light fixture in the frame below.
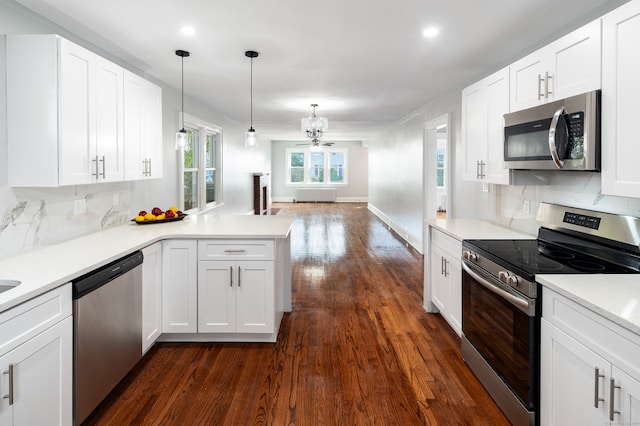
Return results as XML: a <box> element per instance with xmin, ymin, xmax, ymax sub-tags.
<box><xmin>423</xmin><ymin>27</ymin><xmax>439</xmax><ymax>38</ymax></box>
<box><xmin>180</xmin><ymin>25</ymin><xmax>196</xmax><ymax>36</ymax></box>
<box><xmin>245</xmin><ymin>50</ymin><xmax>259</xmax><ymax>149</ymax></box>
<box><xmin>175</xmin><ymin>49</ymin><xmax>190</xmax><ymax>151</ymax></box>
<box><xmin>301</xmin><ymin>104</ymin><xmax>328</xmax><ymax>141</ymax></box>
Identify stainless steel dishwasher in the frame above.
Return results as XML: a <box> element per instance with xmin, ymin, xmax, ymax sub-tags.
<box><xmin>72</xmin><ymin>250</ymin><xmax>143</xmax><ymax>424</ymax></box>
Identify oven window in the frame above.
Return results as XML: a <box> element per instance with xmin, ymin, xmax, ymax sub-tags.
<box><xmin>462</xmin><ymin>270</ymin><xmax>538</xmax><ymax>408</ymax></box>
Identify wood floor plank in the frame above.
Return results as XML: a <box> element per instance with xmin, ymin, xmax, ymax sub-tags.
<box><xmin>84</xmin><ymin>202</ymin><xmax>509</xmax><ymax>425</ymax></box>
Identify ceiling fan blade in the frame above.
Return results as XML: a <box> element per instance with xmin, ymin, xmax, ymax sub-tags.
<box><xmin>295</xmin><ymin>143</ymin><xmax>310</xmax><ymax>146</ymax></box>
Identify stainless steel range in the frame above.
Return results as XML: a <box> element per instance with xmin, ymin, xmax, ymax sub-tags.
<box><xmin>461</xmin><ymin>203</ymin><xmax>640</xmax><ymax>426</ymax></box>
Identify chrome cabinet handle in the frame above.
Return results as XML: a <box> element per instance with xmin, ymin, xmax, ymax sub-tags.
<box><xmin>3</xmin><ymin>364</ymin><xmax>14</xmax><ymax>405</ymax></box>
<box><xmin>594</xmin><ymin>368</ymin><xmax>604</xmax><ymax>408</ymax></box>
<box><xmin>443</xmin><ymin>258</ymin><xmax>449</xmax><ymax>277</ymax></box>
<box><xmin>147</xmin><ymin>158</ymin><xmax>151</xmax><ymax>176</ymax></box>
<box><xmin>549</xmin><ymin>105</ymin><xmax>566</xmax><ymax>169</ymax></box>
<box><xmin>238</xmin><ymin>266</ymin><xmax>241</xmax><ymax>287</ymax></box>
<box><xmin>229</xmin><ymin>266</ymin><xmax>233</xmax><ymax>287</ymax></box>
<box><xmin>92</xmin><ymin>155</ymin><xmax>100</xmax><ymax>178</ymax></box>
<box><xmin>224</xmin><ymin>249</ymin><xmax>246</xmax><ymax>254</ymax></box>
<box><xmin>100</xmin><ymin>156</ymin><xmax>106</xmax><ymax>178</ymax></box>
<box><xmin>545</xmin><ymin>72</ymin><xmax>552</xmax><ymax>98</ymax></box>
<box><xmin>441</xmin><ymin>256</ymin><xmax>445</xmax><ymax>275</ymax></box>
<box><xmin>609</xmin><ymin>378</ymin><xmax>620</xmax><ymax>421</ymax></box>
<box><xmin>538</xmin><ymin>74</ymin><xmax>544</xmax><ymax>100</ymax></box>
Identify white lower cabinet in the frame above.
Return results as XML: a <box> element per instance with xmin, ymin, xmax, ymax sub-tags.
<box><xmin>198</xmin><ymin>260</ymin><xmax>275</xmax><ymax>333</ymax></box>
<box><xmin>142</xmin><ymin>242</ymin><xmax>162</xmax><ymax>353</ymax></box>
<box><xmin>429</xmin><ymin>228</ymin><xmax>462</xmax><ymax>336</ymax></box>
<box><xmin>0</xmin><ymin>285</ymin><xmax>72</xmax><ymax>426</ymax></box>
<box><xmin>161</xmin><ymin>240</ymin><xmax>198</xmax><ymax>333</ymax></box>
<box><xmin>541</xmin><ymin>288</ymin><xmax>640</xmax><ymax>425</ymax></box>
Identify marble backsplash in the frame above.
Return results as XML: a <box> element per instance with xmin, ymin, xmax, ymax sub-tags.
<box><xmin>0</xmin><ymin>184</ymin><xmax>130</xmax><ymax>259</ymax></box>
<box><xmin>492</xmin><ymin>171</ymin><xmax>640</xmax><ymax>236</ymax></box>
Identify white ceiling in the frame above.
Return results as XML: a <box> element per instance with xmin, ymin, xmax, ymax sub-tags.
<box><xmin>12</xmin><ymin>0</ymin><xmax>626</xmax><ymax>141</ymax></box>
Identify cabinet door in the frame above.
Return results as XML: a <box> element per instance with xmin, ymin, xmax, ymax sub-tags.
<box><xmin>612</xmin><ymin>365</ymin><xmax>640</xmax><ymax>426</ymax></box>
<box><xmin>461</xmin><ymin>80</ymin><xmax>486</xmax><ymax>181</ymax></box>
<box><xmin>550</xmin><ymin>19</ymin><xmax>601</xmax><ymax>101</ymax></box>
<box><xmin>162</xmin><ymin>240</ymin><xmax>197</xmax><ymax>333</ymax></box>
<box><xmin>602</xmin><ymin>1</ymin><xmax>640</xmax><ymax>198</ymax></box>
<box><xmin>143</xmin><ymin>80</ymin><xmax>163</xmax><ymax>179</ymax></box>
<box><xmin>94</xmin><ymin>55</ymin><xmax>124</xmax><ymax>182</ymax></box>
<box><xmin>430</xmin><ymin>245</ymin><xmax>449</xmax><ymax>315</ymax></box>
<box><xmin>0</xmin><ymin>317</ymin><xmax>72</xmax><ymax>426</ymax></box>
<box><xmin>142</xmin><ymin>243</ymin><xmax>162</xmax><ymax>353</ymax></box>
<box><xmin>540</xmin><ymin>318</ymin><xmax>609</xmax><ymax>426</ymax></box>
<box><xmin>236</xmin><ymin>261</ymin><xmax>274</xmax><ymax>333</ymax></box>
<box><xmin>446</xmin><ymin>254</ymin><xmax>462</xmax><ymax>336</ymax></box>
<box><xmin>509</xmin><ymin>47</ymin><xmax>546</xmax><ymax>112</ymax></box>
<box><xmin>59</xmin><ymin>38</ymin><xmax>94</xmax><ymax>186</ymax></box>
<box><xmin>484</xmin><ymin>67</ymin><xmax>510</xmax><ymax>185</ymax></box>
<box><xmin>197</xmin><ymin>260</ymin><xmax>236</xmax><ymax>333</ymax></box>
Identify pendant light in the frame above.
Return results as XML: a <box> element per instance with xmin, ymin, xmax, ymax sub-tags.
<box><xmin>245</xmin><ymin>50</ymin><xmax>259</xmax><ymax>149</ymax></box>
<box><xmin>175</xmin><ymin>49</ymin><xmax>190</xmax><ymax>151</ymax></box>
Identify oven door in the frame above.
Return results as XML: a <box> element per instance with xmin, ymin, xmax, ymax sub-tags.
<box><xmin>461</xmin><ymin>260</ymin><xmax>539</xmax><ymax>411</ymax></box>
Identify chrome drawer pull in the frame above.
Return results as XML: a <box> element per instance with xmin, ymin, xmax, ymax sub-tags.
<box><xmin>3</xmin><ymin>364</ymin><xmax>14</xmax><ymax>405</ymax></box>
<box><xmin>609</xmin><ymin>378</ymin><xmax>620</xmax><ymax>421</ymax></box>
<box><xmin>594</xmin><ymin>368</ymin><xmax>604</xmax><ymax>408</ymax></box>
<box><xmin>224</xmin><ymin>249</ymin><xmax>247</xmax><ymax>254</ymax></box>
<box><xmin>229</xmin><ymin>266</ymin><xmax>233</xmax><ymax>287</ymax></box>
<box><xmin>238</xmin><ymin>266</ymin><xmax>241</xmax><ymax>287</ymax></box>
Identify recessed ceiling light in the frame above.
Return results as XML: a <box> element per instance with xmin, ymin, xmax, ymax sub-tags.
<box><xmin>180</xmin><ymin>25</ymin><xmax>196</xmax><ymax>36</ymax></box>
<box><xmin>423</xmin><ymin>27</ymin><xmax>439</xmax><ymax>38</ymax></box>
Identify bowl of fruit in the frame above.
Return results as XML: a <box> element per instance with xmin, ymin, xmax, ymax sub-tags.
<box><xmin>133</xmin><ymin>206</ymin><xmax>187</xmax><ymax>224</ymax></box>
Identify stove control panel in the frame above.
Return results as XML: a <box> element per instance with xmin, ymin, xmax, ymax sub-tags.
<box><xmin>563</xmin><ymin>211</ymin><xmax>601</xmax><ymax>230</ymax></box>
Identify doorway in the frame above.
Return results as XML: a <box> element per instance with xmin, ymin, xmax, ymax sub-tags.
<box><xmin>423</xmin><ymin>114</ymin><xmax>451</xmax><ymax>221</ymax></box>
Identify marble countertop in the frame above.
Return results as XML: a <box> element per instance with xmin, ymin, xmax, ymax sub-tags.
<box><xmin>537</xmin><ymin>274</ymin><xmax>640</xmax><ymax>336</ymax></box>
<box><xmin>426</xmin><ymin>218</ymin><xmax>535</xmax><ymax>240</ymax></box>
<box><xmin>0</xmin><ymin>214</ymin><xmax>294</xmax><ymax>313</ymax></box>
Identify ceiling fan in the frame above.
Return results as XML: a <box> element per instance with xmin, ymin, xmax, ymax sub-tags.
<box><xmin>296</xmin><ymin>138</ymin><xmax>334</xmax><ymax>147</ymax></box>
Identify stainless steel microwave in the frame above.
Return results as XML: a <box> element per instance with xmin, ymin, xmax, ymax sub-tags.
<box><xmin>503</xmin><ymin>90</ymin><xmax>601</xmax><ymax>171</ymax></box>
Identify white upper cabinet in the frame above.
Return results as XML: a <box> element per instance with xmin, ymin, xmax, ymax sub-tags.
<box><xmin>6</xmin><ymin>34</ymin><xmax>161</xmax><ymax>187</ymax></box>
<box><xmin>124</xmin><ymin>70</ymin><xmax>163</xmax><ymax>180</ymax></box>
<box><xmin>510</xmin><ymin>20</ymin><xmax>601</xmax><ymax>112</ymax></box>
<box><xmin>462</xmin><ymin>67</ymin><xmax>510</xmax><ymax>184</ymax></box>
<box><xmin>601</xmin><ymin>0</ymin><xmax>640</xmax><ymax>198</ymax></box>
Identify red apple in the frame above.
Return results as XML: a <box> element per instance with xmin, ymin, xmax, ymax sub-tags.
<box><xmin>177</xmin><ymin>211</ymin><xmax>184</xmax><ymax>217</ymax></box>
<box><xmin>138</xmin><ymin>210</ymin><xmax>147</xmax><ymax>217</ymax></box>
<box><xmin>165</xmin><ymin>210</ymin><xmax>176</xmax><ymax>219</ymax></box>
<box><xmin>151</xmin><ymin>207</ymin><xmax>163</xmax><ymax>216</ymax></box>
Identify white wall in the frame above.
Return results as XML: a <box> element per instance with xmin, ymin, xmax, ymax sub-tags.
<box><xmin>0</xmin><ymin>0</ymin><xmax>269</xmax><ymax>259</ymax></box>
<box><xmin>270</xmin><ymin>140</ymin><xmax>368</xmax><ymax>202</ymax></box>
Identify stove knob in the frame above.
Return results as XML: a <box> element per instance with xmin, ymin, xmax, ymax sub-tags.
<box><xmin>498</xmin><ymin>271</ymin><xmax>509</xmax><ymax>283</ymax></box>
<box><xmin>506</xmin><ymin>275</ymin><xmax>519</xmax><ymax>287</ymax></box>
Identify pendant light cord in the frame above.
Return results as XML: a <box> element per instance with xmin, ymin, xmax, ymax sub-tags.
<box><xmin>181</xmin><ymin>55</ymin><xmax>185</xmax><ymax>131</ymax></box>
<box><xmin>250</xmin><ymin>56</ymin><xmax>253</xmax><ymax>129</ymax></box>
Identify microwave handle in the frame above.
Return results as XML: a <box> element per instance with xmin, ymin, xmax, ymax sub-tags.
<box><xmin>549</xmin><ymin>105</ymin><xmax>566</xmax><ymax>169</ymax></box>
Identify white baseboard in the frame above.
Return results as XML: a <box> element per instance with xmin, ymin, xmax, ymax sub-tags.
<box><xmin>271</xmin><ymin>196</ymin><xmax>369</xmax><ymax>203</ymax></box>
<box><xmin>367</xmin><ymin>203</ymin><xmax>423</xmax><ymax>254</ymax></box>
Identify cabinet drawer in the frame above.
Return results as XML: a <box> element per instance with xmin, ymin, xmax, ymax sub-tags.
<box><xmin>0</xmin><ymin>283</ymin><xmax>72</xmax><ymax>355</ymax></box>
<box><xmin>198</xmin><ymin>240</ymin><xmax>274</xmax><ymax>261</ymax></box>
<box><xmin>431</xmin><ymin>228</ymin><xmax>461</xmax><ymax>258</ymax></box>
<box><xmin>542</xmin><ymin>288</ymin><xmax>640</xmax><ymax>378</ymax></box>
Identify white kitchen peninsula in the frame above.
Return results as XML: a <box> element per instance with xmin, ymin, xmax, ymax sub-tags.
<box><xmin>0</xmin><ymin>214</ymin><xmax>294</xmax><ymax>315</ymax></box>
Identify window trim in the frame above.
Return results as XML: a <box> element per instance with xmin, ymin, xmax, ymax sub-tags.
<box><xmin>178</xmin><ymin>112</ymin><xmax>223</xmax><ymax>213</ymax></box>
<box><xmin>285</xmin><ymin>147</ymin><xmax>348</xmax><ymax>186</ymax></box>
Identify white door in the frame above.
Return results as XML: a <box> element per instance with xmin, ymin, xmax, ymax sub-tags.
<box><xmin>540</xmin><ymin>318</ymin><xmax>609</xmax><ymax>425</ymax></box>
<box><xmin>198</xmin><ymin>260</ymin><xmax>236</xmax><ymax>333</ymax></box>
<box><xmin>162</xmin><ymin>240</ymin><xmax>197</xmax><ymax>333</ymax></box>
<box><xmin>142</xmin><ymin>243</ymin><xmax>162</xmax><ymax>353</ymax></box>
<box><xmin>0</xmin><ymin>317</ymin><xmax>72</xmax><ymax>426</ymax></box>
<box><xmin>235</xmin><ymin>261</ymin><xmax>274</xmax><ymax>333</ymax></box>
<box><xmin>59</xmin><ymin>38</ymin><xmax>94</xmax><ymax>185</ymax></box>
<box><xmin>601</xmin><ymin>1</ymin><xmax>640</xmax><ymax>198</ymax></box>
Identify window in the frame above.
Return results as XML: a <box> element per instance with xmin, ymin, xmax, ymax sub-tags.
<box><xmin>286</xmin><ymin>148</ymin><xmax>348</xmax><ymax>185</ymax></box>
<box><xmin>436</xmin><ymin>147</ymin><xmax>445</xmax><ymax>188</ymax></box>
<box><xmin>179</xmin><ymin>113</ymin><xmax>222</xmax><ymax>212</ymax></box>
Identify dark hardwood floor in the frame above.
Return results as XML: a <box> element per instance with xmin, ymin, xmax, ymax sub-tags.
<box><xmin>84</xmin><ymin>202</ymin><xmax>509</xmax><ymax>425</ymax></box>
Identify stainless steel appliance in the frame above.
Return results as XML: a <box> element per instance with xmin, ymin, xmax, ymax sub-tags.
<box><xmin>503</xmin><ymin>90</ymin><xmax>601</xmax><ymax>171</ymax></box>
<box><xmin>72</xmin><ymin>251</ymin><xmax>143</xmax><ymax>424</ymax></box>
<box><xmin>461</xmin><ymin>203</ymin><xmax>640</xmax><ymax>426</ymax></box>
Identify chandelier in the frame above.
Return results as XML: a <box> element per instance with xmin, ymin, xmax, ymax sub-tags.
<box><xmin>301</xmin><ymin>104</ymin><xmax>328</xmax><ymax>141</ymax></box>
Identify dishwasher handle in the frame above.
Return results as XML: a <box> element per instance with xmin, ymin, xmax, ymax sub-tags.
<box><xmin>72</xmin><ymin>251</ymin><xmax>144</xmax><ymax>299</ymax></box>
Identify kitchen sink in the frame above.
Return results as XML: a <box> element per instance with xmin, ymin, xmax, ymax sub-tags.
<box><xmin>0</xmin><ymin>280</ymin><xmax>21</xmax><ymax>294</ymax></box>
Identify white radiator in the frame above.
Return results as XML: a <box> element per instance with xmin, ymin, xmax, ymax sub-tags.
<box><xmin>295</xmin><ymin>188</ymin><xmax>337</xmax><ymax>202</ymax></box>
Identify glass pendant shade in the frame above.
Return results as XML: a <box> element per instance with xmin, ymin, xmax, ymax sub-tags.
<box><xmin>176</xmin><ymin>129</ymin><xmax>189</xmax><ymax>151</ymax></box>
<box><xmin>245</xmin><ymin>127</ymin><xmax>258</xmax><ymax>149</ymax></box>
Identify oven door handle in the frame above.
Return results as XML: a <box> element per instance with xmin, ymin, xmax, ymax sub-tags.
<box><xmin>462</xmin><ymin>261</ymin><xmax>531</xmax><ymax>313</ymax></box>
